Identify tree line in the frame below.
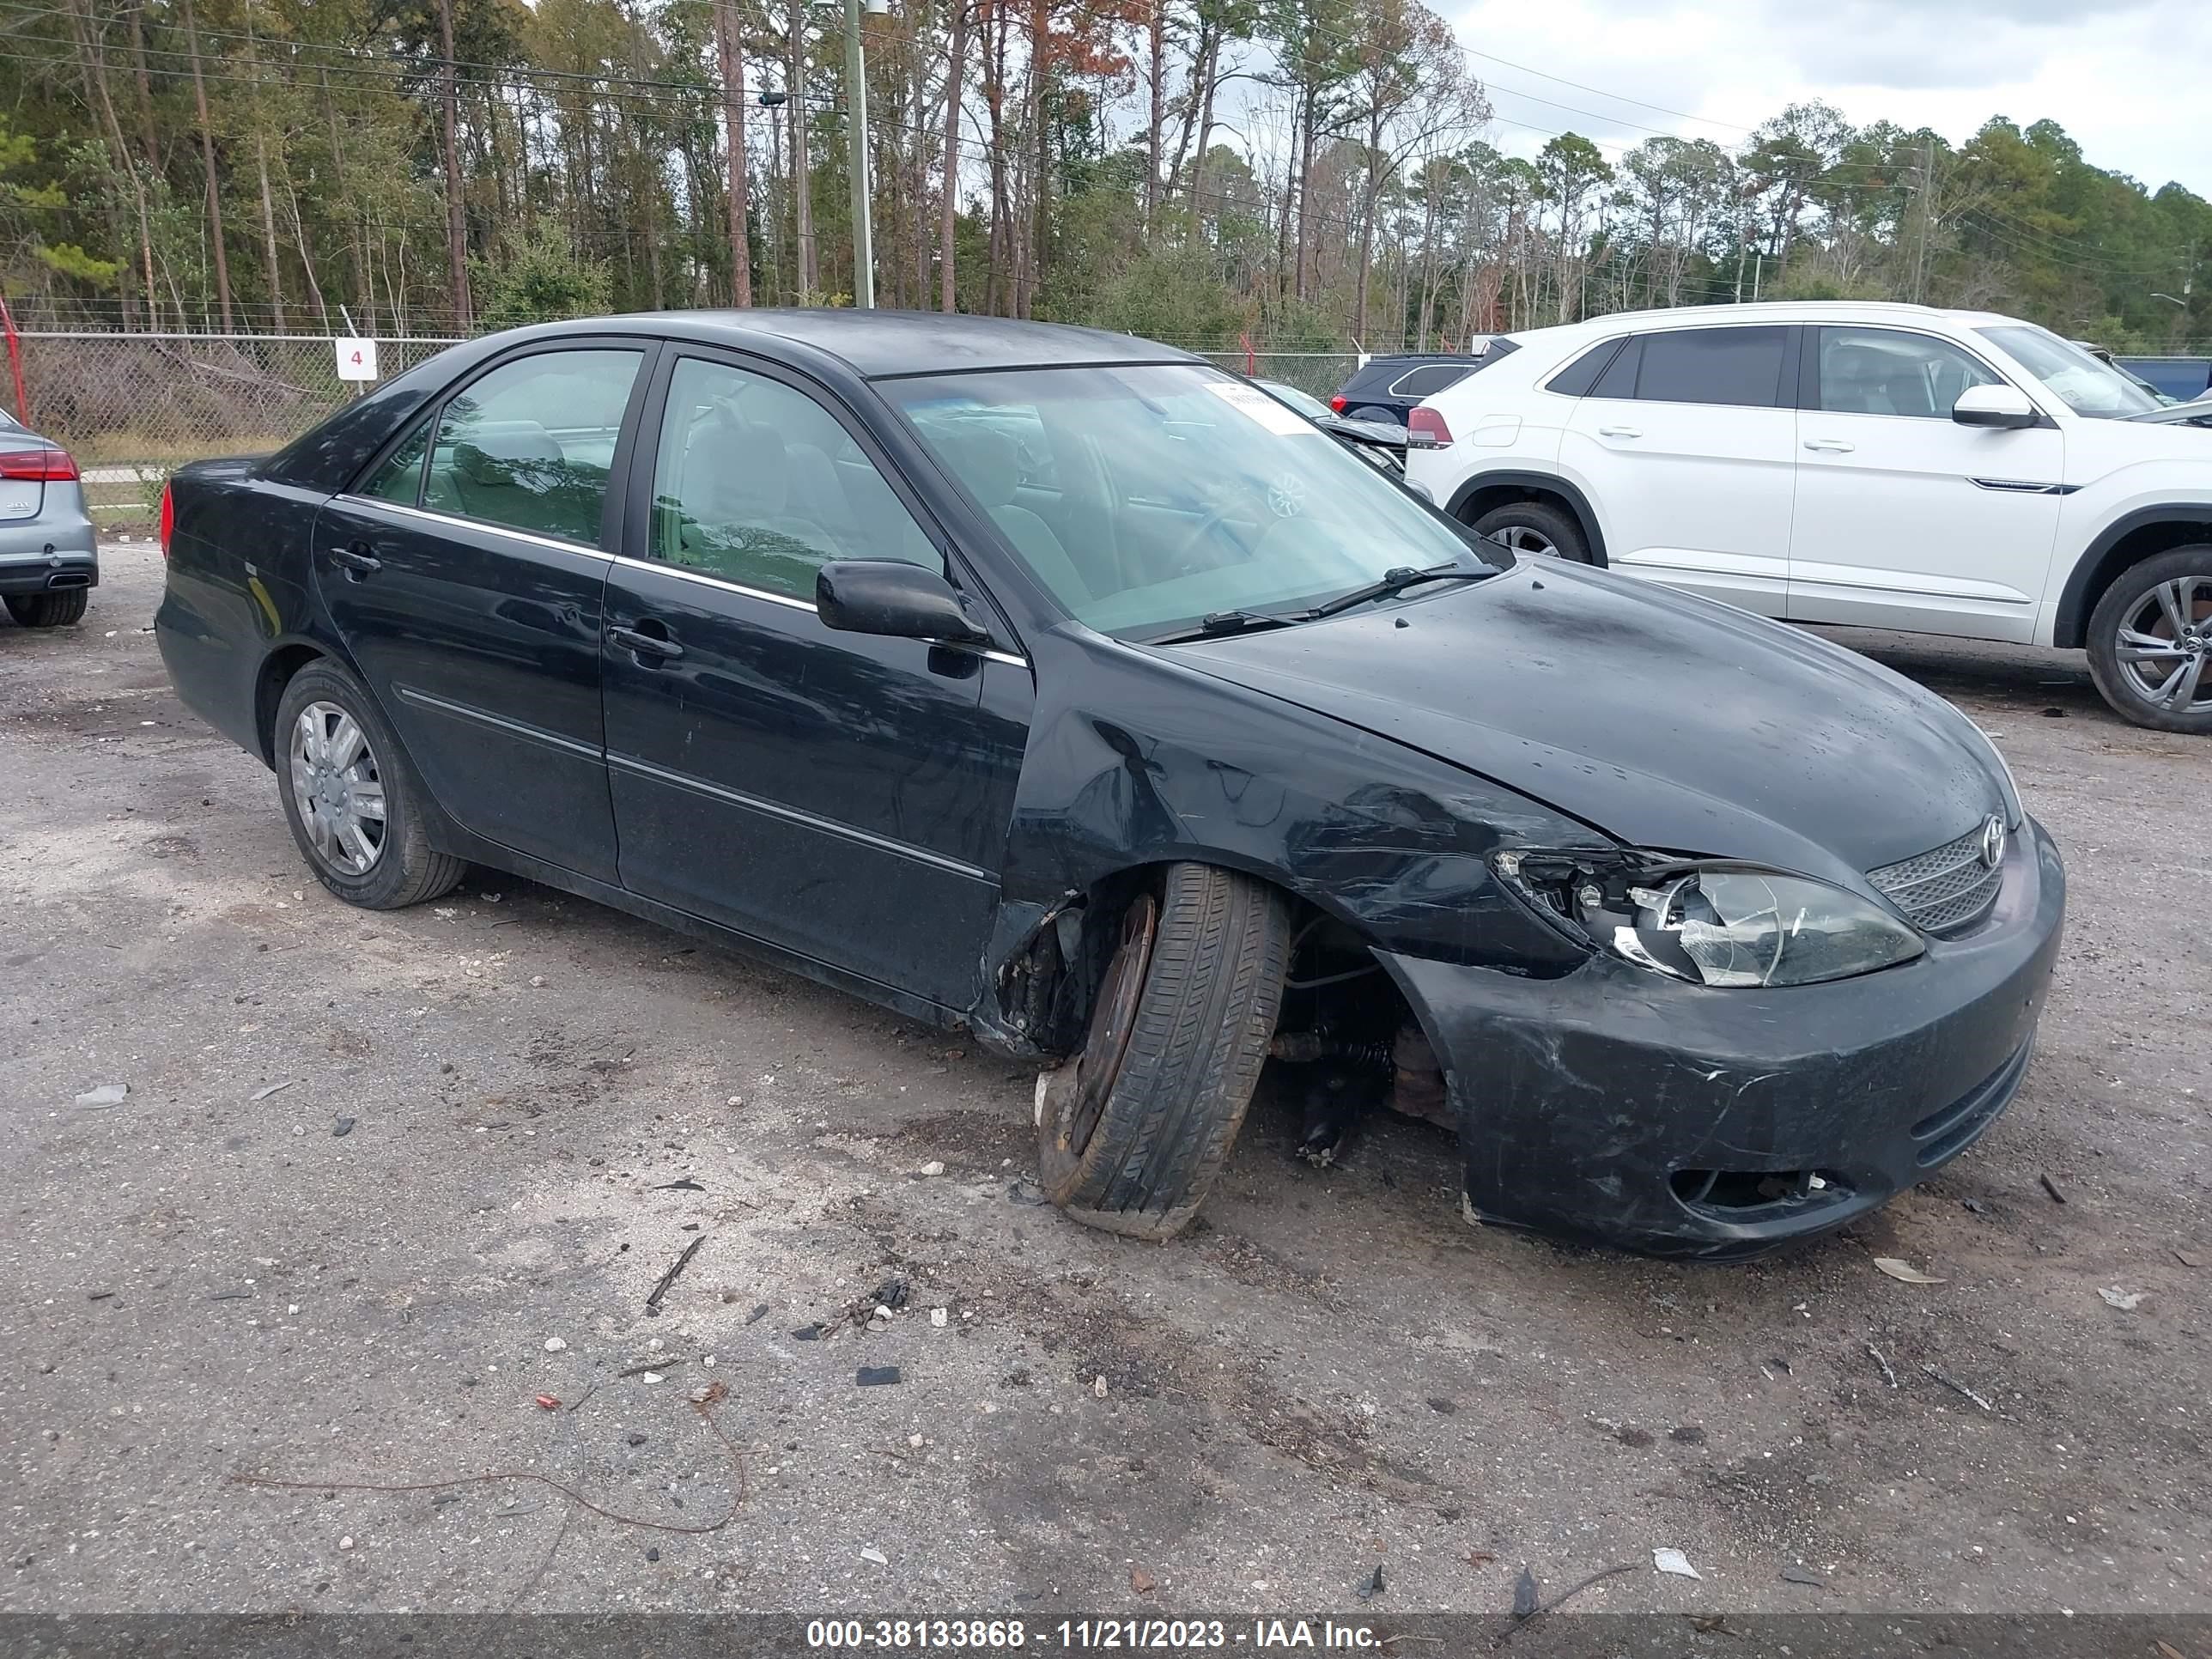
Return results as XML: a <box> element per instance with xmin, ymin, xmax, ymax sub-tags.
<box><xmin>0</xmin><ymin>0</ymin><xmax>2205</xmax><ymax>353</ymax></box>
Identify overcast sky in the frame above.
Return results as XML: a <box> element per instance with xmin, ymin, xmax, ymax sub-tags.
<box><xmin>1450</xmin><ymin>0</ymin><xmax>2212</xmax><ymax>199</ymax></box>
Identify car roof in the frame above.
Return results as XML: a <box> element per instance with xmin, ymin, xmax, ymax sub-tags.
<box><xmin>1500</xmin><ymin>301</ymin><xmax>2027</xmax><ymax>347</ymax></box>
<box><xmin>619</xmin><ymin>308</ymin><xmax>1200</xmax><ymax>378</ymax></box>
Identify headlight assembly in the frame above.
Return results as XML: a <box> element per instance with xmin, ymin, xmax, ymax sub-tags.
<box><xmin>1494</xmin><ymin>849</ymin><xmax>1924</xmax><ymax>988</ymax></box>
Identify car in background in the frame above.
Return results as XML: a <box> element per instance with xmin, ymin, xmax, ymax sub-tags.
<box><xmin>1255</xmin><ymin>378</ymin><xmax>1432</xmax><ymax>471</ymax></box>
<box><xmin>2116</xmin><ymin>355</ymin><xmax>2212</xmax><ymax>403</ymax></box>
<box><xmin>1328</xmin><ymin>344</ymin><xmax>1506</xmax><ymax>427</ymax></box>
<box><xmin>0</xmin><ymin>411</ymin><xmax>96</xmax><ymax>628</ymax></box>
<box><xmin>1405</xmin><ymin>301</ymin><xmax>2212</xmax><ymax>733</ymax></box>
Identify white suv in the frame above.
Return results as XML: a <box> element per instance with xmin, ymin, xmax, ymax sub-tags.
<box><xmin>1405</xmin><ymin>302</ymin><xmax>2212</xmax><ymax>732</ymax></box>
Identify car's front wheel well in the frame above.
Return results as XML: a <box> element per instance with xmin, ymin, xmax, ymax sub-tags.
<box><xmin>2060</xmin><ymin>514</ymin><xmax>2212</xmax><ymax>648</ymax></box>
<box><xmin>253</xmin><ymin>644</ymin><xmax>326</xmax><ymax>767</ymax></box>
<box><xmin>1004</xmin><ymin>867</ymin><xmax>1444</xmax><ymax>1112</ymax></box>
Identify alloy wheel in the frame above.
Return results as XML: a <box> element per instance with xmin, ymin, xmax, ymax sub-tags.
<box><xmin>1494</xmin><ymin>524</ymin><xmax>1560</xmax><ymax>558</ymax></box>
<box><xmin>288</xmin><ymin>701</ymin><xmax>388</xmax><ymax>875</ymax></box>
<box><xmin>2114</xmin><ymin>575</ymin><xmax>2212</xmax><ymax>714</ymax></box>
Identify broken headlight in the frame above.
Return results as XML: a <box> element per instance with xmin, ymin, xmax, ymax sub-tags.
<box><xmin>1494</xmin><ymin>850</ymin><xmax>1923</xmax><ymax>988</ymax></box>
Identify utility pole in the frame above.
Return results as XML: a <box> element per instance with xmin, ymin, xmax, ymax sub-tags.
<box><xmin>843</xmin><ymin>0</ymin><xmax>874</xmax><ymax>308</ymax></box>
<box><xmin>1912</xmin><ymin>137</ymin><xmax>1935</xmax><ymax>304</ymax></box>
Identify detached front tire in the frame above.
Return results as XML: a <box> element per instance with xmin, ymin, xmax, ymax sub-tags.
<box><xmin>1037</xmin><ymin>864</ymin><xmax>1293</xmax><ymax>1241</ymax></box>
<box><xmin>2086</xmin><ymin>545</ymin><xmax>2212</xmax><ymax>733</ymax></box>
<box><xmin>273</xmin><ymin>660</ymin><xmax>466</xmax><ymax>909</ymax></box>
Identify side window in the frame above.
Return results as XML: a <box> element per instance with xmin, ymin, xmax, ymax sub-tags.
<box><xmin>359</xmin><ymin>414</ymin><xmax>431</xmax><ymax>504</ymax></box>
<box><xmin>647</xmin><ymin>357</ymin><xmax>939</xmax><ymax>600</ymax></box>
<box><xmin>1817</xmin><ymin>327</ymin><xmax>2001</xmax><ymax>419</ymax></box>
<box><xmin>1388</xmin><ymin>364</ymin><xmax>1471</xmax><ymax>399</ymax></box>
<box><xmin>1590</xmin><ymin>335</ymin><xmax>1643</xmax><ymax>398</ymax></box>
<box><xmin>1632</xmin><ymin>326</ymin><xmax>1788</xmax><ymax>408</ymax></box>
<box><xmin>1547</xmin><ymin>338</ymin><xmax>1626</xmax><ymax>397</ymax></box>
<box><xmin>422</xmin><ymin>349</ymin><xmax>642</xmax><ymax>544</ymax></box>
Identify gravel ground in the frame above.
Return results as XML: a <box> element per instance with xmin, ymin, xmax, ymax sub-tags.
<box><xmin>2</xmin><ymin>544</ymin><xmax>2207</xmax><ymax>1618</ymax></box>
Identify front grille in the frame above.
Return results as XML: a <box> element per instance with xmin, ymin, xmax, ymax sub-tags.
<box><xmin>1869</xmin><ymin>823</ymin><xmax>2003</xmax><ymax>935</ymax></box>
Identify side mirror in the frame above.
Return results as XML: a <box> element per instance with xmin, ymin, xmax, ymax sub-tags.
<box><xmin>1953</xmin><ymin>383</ymin><xmax>2040</xmax><ymax>430</ymax></box>
<box><xmin>816</xmin><ymin>559</ymin><xmax>992</xmax><ymax>647</ymax></box>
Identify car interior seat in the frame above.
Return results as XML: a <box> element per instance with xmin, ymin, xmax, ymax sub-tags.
<box><xmin>951</xmin><ymin>425</ymin><xmax>1094</xmax><ymax>606</ymax></box>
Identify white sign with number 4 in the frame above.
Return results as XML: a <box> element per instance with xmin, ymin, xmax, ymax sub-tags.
<box><xmin>335</xmin><ymin>337</ymin><xmax>379</xmax><ymax>382</ymax></box>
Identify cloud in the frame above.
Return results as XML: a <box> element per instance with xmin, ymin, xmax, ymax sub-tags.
<box><xmin>1449</xmin><ymin>0</ymin><xmax>2212</xmax><ymax>194</ymax></box>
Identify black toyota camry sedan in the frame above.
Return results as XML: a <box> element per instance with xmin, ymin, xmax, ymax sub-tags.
<box><xmin>155</xmin><ymin>311</ymin><xmax>2065</xmax><ymax>1258</ymax></box>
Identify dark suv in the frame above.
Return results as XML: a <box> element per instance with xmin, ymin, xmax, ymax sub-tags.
<box><xmin>1331</xmin><ymin>341</ymin><xmax>1519</xmax><ymax>426</ymax></box>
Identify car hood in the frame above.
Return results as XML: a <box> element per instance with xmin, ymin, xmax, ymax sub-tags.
<box><xmin>1167</xmin><ymin>560</ymin><xmax>2009</xmax><ymax>887</ymax></box>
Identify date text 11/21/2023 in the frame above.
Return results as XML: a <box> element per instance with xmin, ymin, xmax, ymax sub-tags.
<box><xmin>804</xmin><ymin>1619</ymin><xmax>1384</xmax><ymax>1650</ymax></box>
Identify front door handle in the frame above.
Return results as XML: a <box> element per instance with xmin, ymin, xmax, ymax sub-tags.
<box><xmin>1596</xmin><ymin>424</ymin><xmax>1642</xmax><ymax>439</ymax></box>
<box><xmin>328</xmin><ymin>544</ymin><xmax>382</xmax><ymax>576</ymax></box>
<box><xmin>609</xmin><ymin>623</ymin><xmax>684</xmax><ymax>661</ymax></box>
<box><xmin>1803</xmin><ymin>438</ymin><xmax>1856</xmax><ymax>453</ymax></box>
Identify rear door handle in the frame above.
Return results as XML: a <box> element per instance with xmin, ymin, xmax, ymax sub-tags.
<box><xmin>1596</xmin><ymin>424</ymin><xmax>1642</xmax><ymax>439</ymax></box>
<box><xmin>609</xmin><ymin>623</ymin><xmax>684</xmax><ymax>661</ymax></box>
<box><xmin>1803</xmin><ymin>438</ymin><xmax>1856</xmax><ymax>453</ymax></box>
<box><xmin>328</xmin><ymin>545</ymin><xmax>382</xmax><ymax>575</ymax></box>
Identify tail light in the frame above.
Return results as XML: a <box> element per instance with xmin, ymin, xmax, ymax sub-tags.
<box><xmin>159</xmin><ymin>480</ymin><xmax>175</xmax><ymax>557</ymax></box>
<box><xmin>1328</xmin><ymin>393</ymin><xmax>1347</xmax><ymax>412</ymax></box>
<box><xmin>0</xmin><ymin>446</ymin><xmax>78</xmax><ymax>481</ymax></box>
<box><xmin>1408</xmin><ymin>407</ymin><xmax>1454</xmax><ymax>447</ymax></box>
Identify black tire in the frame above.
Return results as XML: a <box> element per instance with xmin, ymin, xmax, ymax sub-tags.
<box><xmin>272</xmin><ymin>659</ymin><xmax>467</xmax><ymax>909</ymax></box>
<box><xmin>1037</xmin><ymin>864</ymin><xmax>1293</xmax><ymax>1241</ymax></box>
<box><xmin>2086</xmin><ymin>544</ymin><xmax>2212</xmax><ymax>734</ymax></box>
<box><xmin>1468</xmin><ymin>500</ymin><xmax>1592</xmax><ymax>564</ymax></box>
<box><xmin>5</xmin><ymin>589</ymin><xmax>88</xmax><ymax>628</ymax></box>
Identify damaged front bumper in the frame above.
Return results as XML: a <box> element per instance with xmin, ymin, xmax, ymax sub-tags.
<box><xmin>1380</xmin><ymin>816</ymin><xmax>2065</xmax><ymax>1259</ymax></box>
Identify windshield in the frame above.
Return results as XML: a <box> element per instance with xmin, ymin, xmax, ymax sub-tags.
<box><xmin>884</xmin><ymin>363</ymin><xmax>1487</xmax><ymax>640</ymax></box>
<box><xmin>1256</xmin><ymin>380</ymin><xmax>1332</xmax><ymax>420</ymax></box>
<box><xmin>1978</xmin><ymin>325</ymin><xmax>2163</xmax><ymax>419</ymax></box>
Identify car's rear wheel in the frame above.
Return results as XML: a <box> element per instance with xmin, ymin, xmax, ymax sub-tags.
<box><xmin>1468</xmin><ymin>500</ymin><xmax>1592</xmax><ymax>564</ymax></box>
<box><xmin>2086</xmin><ymin>545</ymin><xmax>2212</xmax><ymax>733</ymax></box>
<box><xmin>5</xmin><ymin>590</ymin><xmax>88</xmax><ymax>628</ymax></box>
<box><xmin>1036</xmin><ymin>864</ymin><xmax>1293</xmax><ymax>1241</ymax></box>
<box><xmin>273</xmin><ymin>660</ymin><xmax>466</xmax><ymax>908</ymax></box>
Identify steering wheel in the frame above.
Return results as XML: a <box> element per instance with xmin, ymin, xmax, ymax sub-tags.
<box><xmin>1167</xmin><ymin>476</ymin><xmax>1297</xmax><ymax>575</ymax></box>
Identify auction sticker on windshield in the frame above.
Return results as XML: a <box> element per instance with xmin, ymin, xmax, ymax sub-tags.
<box><xmin>1204</xmin><ymin>380</ymin><xmax>1320</xmax><ymax>435</ymax></box>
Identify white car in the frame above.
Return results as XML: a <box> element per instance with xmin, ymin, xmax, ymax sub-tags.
<box><xmin>1405</xmin><ymin>302</ymin><xmax>2212</xmax><ymax>732</ymax></box>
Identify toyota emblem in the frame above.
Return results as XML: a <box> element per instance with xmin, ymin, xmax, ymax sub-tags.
<box><xmin>1978</xmin><ymin>815</ymin><xmax>2007</xmax><ymax>869</ymax></box>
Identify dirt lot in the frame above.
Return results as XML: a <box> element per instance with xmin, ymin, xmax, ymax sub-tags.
<box><xmin>3</xmin><ymin>544</ymin><xmax>2208</xmax><ymax>1619</ymax></box>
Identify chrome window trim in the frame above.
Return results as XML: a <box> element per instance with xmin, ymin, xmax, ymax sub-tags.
<box><xmin>335</xmin><ymin>496</ymin><xmax>611</xmax><ymax>560</ymax></box>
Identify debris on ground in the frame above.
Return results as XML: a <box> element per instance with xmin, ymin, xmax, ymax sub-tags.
<box><xmin>857</xmin><ymin>1366</ymin><xmax>902</xmax><ymax>1387</ymax></box>
<box><xmin>640</xmin><ymin>1372</ymin><xmax>664</xmax><ymax>1384</ymax></box>
<box><xmin>332</xmin><ymin>1116</ymin><xmax>356</xmax><ymax>1138</ymax></box>
<box><xmin>1129</xmin><ymin>1565</ymin><xmax>1157</xmax><ymax>1595</ymax></box>
<box><xmin>2039</xmin><ymin>1174</ymin><xmax>2068</xmax><ymax>1204</ymax></box>
<box><xmin>1093</xmin><ymin>1374</ymin><xmax>1109</xmax><ymax>1399</ymax></box>
<box><xmin>1780</xmin><ymin>1565</ymin><xmax>1826</xmax><ymax>1587</ymax></box>
<box><xmin>919</xmin><ymin>1161</ymin><xmax>945</xmax><ymax>1176</ymax></box>
<box><xmin>859</xmin><ymin>1547</ymin><xmax>889</xmax><ymax>1565</ymax></box>
<box><xmin>250</xmin><ymin>1079</ymin><xmax>297</xmax><ymax>1101</ymax></box>
<box><xmin>930</xmin><ymin>1307</ymin><xmax>948</xmax><ymax>1328</ymax></box>
<box><xmin>2178</xmin><ymin>1249</ymin><xmax>2206</xmax><ymax>1269</ymax></box>
<box><xmin>1922</xmin><ymin>1363</ymin><xmax>1995</xmax><ymax>1413</ymax></box>
<box><xmin>1355</xmin><ymin>1564</ymin><xmax>1386</xmax><ymax>1601</ymax></box>
<box><xmin>1427</xmin><ymin>1396</ymin><xmax>1457</xmax><ymax>1415</ymax></box>
<box><xmin>644</xmin><ymin>1236</ymin><xmax>708</xmax><ymax>1316</ymax></box>
<box><xmin>653</xmin><ymin>1178</ymin><xmax>706</xmax><ymax>1192</ymax></box>
<box><xmin>744</xmin><ymin>1304</ymin><xmax>770</xmax><ymax>1325</ymax></box>
<box><xmin>534</xmin><ymin>1395</ymin><xmax>561</xmax><ymax>1411</ymax></box>
<box><xmin>73</xmin><ymin>1084</ymin><xmax>129</xmax><ymax>1107</ymax></box>
<box><xmin>1006</xmin><ymin>1181</ymin><xmax>1048</xmax><ymax>1206</ymax></box>
<box><xmin>1866</xmin><ymin>1342</ymin><xmax>1899</xmax><ymax>1388</ymax></box>
<box><xmin>1512</xmin><ymin>1567</ymin><xmax>1540</xmax><ymax>1619</ymax></box>
<box><xmin>2098</xmin><ymin>1287</ymin><xmax>2145</xmax><ymax>1310</ymax></box>
<box><xmin>1652</xmin><ymin>1548</ymin><xmax>1702</xmax><ymax>1580</ymax></box>
<box><xmin>791</xmin><ymin>1324</ymin><xmax>823</xmax><ymax>1341</ymax></box>
<box><xmin>544</xmin><ymin>1337</ymin><xmax>568</xmax><ymax>1352</ymax></box>
<box><xmin>1669</xmin><ymin>1425</ymin><xmax>1706</xmax><ymax>1444</ymax></box>
<box><xmin>873</xmin><ymin>1279</ymin><xmax>909</xmax><ymax>1310</ymax></box>
<box><xmin>1872</xmin><ymin>1256</ymin><xmax>1945</xmax><ymax>1285</ymax></box>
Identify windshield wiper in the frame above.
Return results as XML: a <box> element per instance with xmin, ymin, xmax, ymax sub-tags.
<box><xmin>1304</xmin><ymin>562</ymin><xmax>1489</xmax><ymax>620</ymax></box>
<box><xmin>1144</xmin><ymin>609</ymin><xmax>1300</xmax><ymax>645</ymax></box>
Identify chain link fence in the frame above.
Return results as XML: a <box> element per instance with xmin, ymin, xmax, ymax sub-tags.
<box><xmin>8</xmin><ymin>331</ymin><xmax>465</xmax><ymax>525</ymax></box>
<box><xmin>3</xmin><ymin>331</ymin><xmax>1363</xmax><ymax>527</ymax></box>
